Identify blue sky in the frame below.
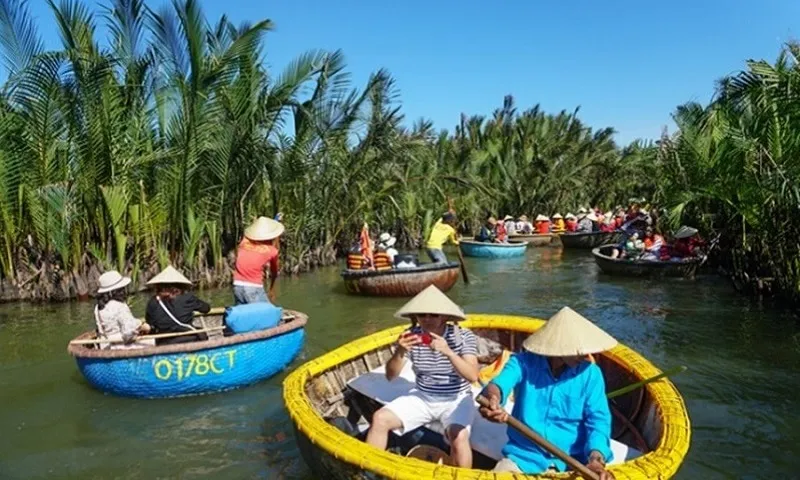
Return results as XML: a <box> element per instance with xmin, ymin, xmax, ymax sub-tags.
<box><xmin>25</xmin><ymin>0</ymin><xmax>800</xmax><ymax>145</ymax></box>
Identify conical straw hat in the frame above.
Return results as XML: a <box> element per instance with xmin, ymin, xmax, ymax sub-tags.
<box><xmin>674</xmin><ymin>226</ymin><xmax>698</xmax><ymax>239</ymax></box>
<box><xmin>522</xmin><ymin>307</ymin><xmax>617</xmax><ymax>356</ymax></box>
<box><xmin>146</xmin><ymin>265</ymin><xmax>193</xmax><ymax>286</ymax></box>
<box><xmin>552</xmin><ymin>213</ymin><xmax>563</xmax><ymax>219</ymax></box>
<box><xmin>394</xmin><ymin>285</ymin><xmax>466</xmax><ymax>321</ymax></box>
<box><xmin>245</xmin><ymin>216</ymin><xmax>285</xmax><ymax>241</ymax></box>
<box><xmin>535</xmin><ymin>214</ymin><xmax>549</xmax><ymax>222</ymax></box>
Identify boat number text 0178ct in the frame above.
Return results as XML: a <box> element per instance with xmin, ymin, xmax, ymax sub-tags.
<box><xmin>153</xmin><ymin>350</ymin><xmax>237</xmax><ymax>381</ymax></box>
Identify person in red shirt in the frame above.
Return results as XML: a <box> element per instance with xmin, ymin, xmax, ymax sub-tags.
<box><xmin>232</xmin><ymin>216</ymin><xmax>284</xmax><ymax>304</ymax></box>
<box><xmin>671</xmin><ymin>226</ymin><xmax>705</xmax><ymax>258</ymax></box>
<box><xmin>494</xmin><ymin>217</ymin><xmax>508</xmax><ymax>243</ymax></box>
<box><xmin>564</xmin><ymin>213</ymin><xmax>578</xmax><ymax>232</ymax></box>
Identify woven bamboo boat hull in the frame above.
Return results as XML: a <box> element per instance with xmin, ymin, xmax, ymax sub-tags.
<box><xmin>341</xmin><ymin>262</ymin><xmax>459</xmax><ymax>297</ymax></box>
<box><xmin>508</xmin><ymin>233</ymin><xmax>553</xmax><ymax>247</ymax></box>
<box><xmin>560</xmin><ymin>231</ymin><xmax>623</xmax><ymax>249</ymax></box>
<box><xmin>459</xmin><ymin>240</ymin><xmax>528</xmax><ymax>258</ymax></box>
<box><xmin>593</xmin><ymin>245</ymin><xmax>702</xmax><ymax>279</ymax></box>
<box><xmin>284</xmin><ymin>315</ymin><xmax>690</xmax><ymax>480</ymax></box>
<box><xmin>68</xmin><ymin>311</ymin><xmax>307</xmax><ymax>398</ymax></box>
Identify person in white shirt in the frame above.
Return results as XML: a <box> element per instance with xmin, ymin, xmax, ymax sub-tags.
<box><xmin>378</xmin><ymin>233</ymin><xmax>399</xmax><ymax>264</ymax></box>
<box><xmin>503</xmin><ymin>215</ymin><xmax>517</xmax><ymax>235</ymax></box>
<box><xmin>94</xmin><ymin>271</ymin><xmax>154</xmax><ymax>350</ymax></box>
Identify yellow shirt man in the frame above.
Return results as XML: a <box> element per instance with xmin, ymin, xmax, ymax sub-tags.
<box><xmin>426</xmin><ymin>214</ymin><xmax>460</xmax><ymax>263</ymax></box>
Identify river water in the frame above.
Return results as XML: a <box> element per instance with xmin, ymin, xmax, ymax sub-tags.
<box><xmin>1</xmin><ymin>247</ymin><xmax>798</xmax><ymax>479</ymax></box>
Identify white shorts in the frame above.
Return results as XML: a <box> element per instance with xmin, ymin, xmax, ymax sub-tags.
<box><xmin>384</xmin><ymin>389</ymin><xmax>475</xmax><ymax>436</ymax></box>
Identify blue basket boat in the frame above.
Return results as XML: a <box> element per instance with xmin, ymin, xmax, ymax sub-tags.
<box><xmin>459</xmin><ymin>239</ymin><xmax>528</xmax><ymax>258</ymax></box>
<box><xmin>68</xmin><ymin>310</ymin><xmax>307</xmax><ymax>398</ymax></box>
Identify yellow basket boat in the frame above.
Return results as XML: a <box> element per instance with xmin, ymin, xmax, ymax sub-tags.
<box><xmin>283</xmin><ymin>315</ymin><xmax>691</xmax><ymax>479</ymax></box>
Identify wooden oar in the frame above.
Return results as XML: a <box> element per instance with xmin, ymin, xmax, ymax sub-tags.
<box><xmin>69</xmin><ymin>326</ymin><xmax>225</xmax><ymax>346</ymax></box>
<box><xmin>475</xmin><ymin>395</ymin><xmax>600</xmax><ymax>480</ymax></box>
<box><xmin>456</xmin><ymin>244</ymin><xmax>470</xmax><ymax>284</ymax></box>
<box><xmin>606</xmin><ymin>365</ymin><xmax>687</xmax><ymax>399</ymax></box>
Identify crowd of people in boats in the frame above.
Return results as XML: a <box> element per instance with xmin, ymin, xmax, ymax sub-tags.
<box><xmin>92</xmin><ymin>215</ymin><xmax>287</xmax><ymax>350</ymax></box>
<box><xmin>366</xmin><ymin>285</ymin><xmax>617</xmax><ymax>478</ymax></box>
<box><xmin>346</xmin><ymin>201</ymin><xmax>708</xmax><ymax>271</ymax></box>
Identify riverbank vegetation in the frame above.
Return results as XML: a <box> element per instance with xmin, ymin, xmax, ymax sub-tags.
<box><xmin>0</xmin><ymin>0</ymin><xmax>797</xmax><ymax>305</ymax></box>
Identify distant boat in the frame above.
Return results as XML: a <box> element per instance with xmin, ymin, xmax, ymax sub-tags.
<box><xmin>507</xmin><ymin>233</ymin><xmax>553</xmax><ymax>247</ymax></box>
<box><xmin>341</xmin><ymin>262</ymin><xmax>460</xmax><ymax>297</ymax></box>
<box><xmin>593</xmin><ymin>245</ymin><xmax>703</xmax><ymax>279</ymax></box>
<box><xmin>68</xmin><ymin>310</ymin><xmax>307</xmax><ymax>398</ymax></box>
<box><xmin>560</xmin><ymin>231</ymin><xmax>623</xmax><ymax>249</ymax></box>
<box><xmin>459</xmin><ymin>240</ymin><xmax>527</xmax><ymax>258</ymax></box>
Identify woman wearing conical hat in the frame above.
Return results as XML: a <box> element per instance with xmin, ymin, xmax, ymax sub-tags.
<box><xmin>366</xmin><ymin>285</ymin><xmax>479</xmax><ymax>468</ymax></box>
<box><xmin>233</xmin><ymin>216</ymin><xmax>285</xmax><ymax>304</ymax></box>
<box><xmin>144</xmin><ymin>266</ymin><xmax>211</xmax><ymax>345</ymax></box>
<box><xmin>479</xmin><ymin>307</ymin><xmax>616</xmax><ymax>478</ymax></box>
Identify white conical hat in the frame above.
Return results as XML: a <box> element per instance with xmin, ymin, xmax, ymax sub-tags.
<box><xmin>522</xmin><ymin>307</ymin><xmax>617</xmax><ymax>356</ymax></box>
<box><xmin>146</xmin><ymin>265</ymin><xmax>193</xmax><ymax>286</ymax></box>
<box><xmin>394</xmin><ymin>285</ymin><xmax>466</xmax><ymax>321</ymax></box>
<box><xmin>552</xmin><ymin>213</ymin><xmax>563</xmax><ymax>219</ymax></box>
<box><xmin>535</xmin><ymin>214</ymin><xmax>549</xmax><ymax>221</ymax></box>
<box><xmin>565</xmin><ymin>213</ymin><xmax>576</xmax><ymax>219</ymax></box>
<box><xmin>586</xmin><ymin>212</ymin><xmax>599</xmax><ymax>221</ymax></box>
<box><xmin>674</xmin><ymin>226</ymin><xmax>698</xmax><ymax>239</ymax></box>
<box><xmin>245</xmin><ymin>216</ymin><xmax>285</xmax><ymax>241</ymax></box>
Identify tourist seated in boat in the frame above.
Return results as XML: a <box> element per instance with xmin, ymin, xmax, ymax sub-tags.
<box><xmin>576</xmin><ymin>212</ymin><xmax>597</xmax><ymax>233</ymax></box>
<box><xmin>478</xmin><ymin>307</ymin><xmax>617</xmax><ymax>478</ymax></box>
<box><xmin>641</xmin><ymin>227</ymin><xmax>667</xmax><ymax>261</ymax></box>
<box><xmin>515</xmin><ymin>215</ymin><xmax>533</xmax><ymax>234</ymax></box>
<box><xmin>93</xmin><ymin>271</ymin><xmax>154</xmax><ymax>350</ymax></box>
<box><xmin>494</xmin><ymin>216</ymin><xmax>509</xmax><ymax>243</ymax></box>
<box><xmin>671</xmin><ymin>226</ymin><xmax>705</xmax><ymax>259</ymax></box>
<box><xmin>534</xmin><ymin>215</ymin><xmax>550</xmax><ymax>234</ymax></box>
<box><xmin>564</xmin><ymin>213</ymin><xmax>578</xmax><ymax>232</ymax></box>
<box><xmin>551</xmin><ymin>213</ymin><xmax>565</xmax><ymax>233</ymax></box>
<box><xmin>475</xmin><ymin>217</ymin><xmax>498</xmax><ymax>243</ymax></box>
<box><xmin>614</xmin><ymin>211</ymin><xmax>624</xmax><ymax>229</ymax></box>
<box><xmin>366</xmin><ymin>285</ymin><xmax>479</xmax><ymax>468</ymax></box>
<box><xmin>599</xmin><ymin>212</ymin><xmax>616</xmax><ymax>233</ymax></box>
<box><xmin>145</xmin><ymin>266</ymin><xmax>211</xmax><ymax>345</ymax></box>
<box><xmin>232</xmin><ymin>216</ymin><xmax>284</xmax><ymax>304</ymax></box>
<box><xmin>377</xmin><ymin>233</ymin><xmax>399</xmax><ymax>266</ymax></box>
<box><xmin>426</xmin><ymin>212</ymin><xmax>460</xmax><ymax>263</ymax></box>
<box><xmin>502</xmin><ymin>215</ymin><xmax>517</xmax><ymax>236</ymax></box>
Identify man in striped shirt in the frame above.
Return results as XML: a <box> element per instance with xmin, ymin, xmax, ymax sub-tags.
<box><xmin>366</xmin><ymin>286</ymin><xmax>479</xmax><ymax>468</ymax></box>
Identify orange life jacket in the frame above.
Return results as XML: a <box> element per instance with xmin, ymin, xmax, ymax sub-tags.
<box><xmin>373</xmin><ymin>252</ymin><xmax>392</xmax><ymax>271</ymax></box>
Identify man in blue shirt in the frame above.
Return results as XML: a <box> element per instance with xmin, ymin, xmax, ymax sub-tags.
<box><xmin>479</xmin><ymin>307</ymin><xmax>617</xmax><ymax>479</ymax></box>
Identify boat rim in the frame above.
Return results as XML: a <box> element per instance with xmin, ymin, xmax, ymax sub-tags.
<box><xmin>341</xmin><ymin>262</ymin><xmax>459</xmax><ymax>279</ymax></box>
<box><xmin>283</xmin><ymin>314</ymin><xmax>691</xmax><ymax>479</ymax></box>
<box><xmin>68</xmin><ymin>310</ymin><xmax>308</xmax><ymax>359</ymax></box>
<box><xmin>459</xmin><ymin>240</ymin><xmax>529</xmax><ymax>247</ymax></box>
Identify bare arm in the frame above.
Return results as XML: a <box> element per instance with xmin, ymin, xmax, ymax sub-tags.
<box><xmin>447</xmin><ymin>352</ymin><xmax>479</xmax><ymax>383</ymax></box>
<box><xmin>386</xmin><ymin>332</ymin><xmax>419</xmax><ymax>381</ymax></box>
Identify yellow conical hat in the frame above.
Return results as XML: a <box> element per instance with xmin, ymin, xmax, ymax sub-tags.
<box><xmin>522</xmin><ymin>307</ymin><xmax>617</xmax><ymax>356</ymax></box>
<box><xmin>394</xmin><ymin>285</ymin><xmax>466</xmax><ymax>321</ymax></box>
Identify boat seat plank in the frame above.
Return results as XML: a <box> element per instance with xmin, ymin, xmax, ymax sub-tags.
<box><xmin>348</xmin><ymin>362</ymin><xmax>642</xmax><ymax>465</ymax></box>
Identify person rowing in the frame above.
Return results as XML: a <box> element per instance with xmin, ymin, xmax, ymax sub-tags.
<box><xmin>478</xmin><ymin>307</ymin><xmax>617</xmax><ymax>479</ymax></box>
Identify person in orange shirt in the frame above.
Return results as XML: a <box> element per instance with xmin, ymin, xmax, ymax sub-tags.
<box><xmin>565</xmin><ymin>213</ymin><xmax>578</xmax><ymax>232</ymax></box>
<box><xmin>232</xmin><ymin>216</ymin><xmax>284</xmax><ymax>304</ymax></box>
<box><xmin>534</xmin><ymin>215</ymin><xmax>551</xmax><ymax>234</ymax></box>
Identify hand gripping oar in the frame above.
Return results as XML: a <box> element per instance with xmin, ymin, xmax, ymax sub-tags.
<box><xmin>475</xmin><ymin>395</ymin><xmax>600</xmax><ymax>480</ymax></box>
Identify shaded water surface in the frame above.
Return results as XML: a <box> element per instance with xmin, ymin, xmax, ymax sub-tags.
<box><xmin>1</xmin><ymin>247</ymin><xmax>798</xmax><ymax>479</ymax></box>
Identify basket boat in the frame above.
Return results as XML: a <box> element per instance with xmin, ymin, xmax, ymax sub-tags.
<box><xmin>560</xmin><ymin>231</ymin><xmax>623</xmax><ymax>249</ymax></box>
<box><xmin>283</xmin><ymin>314</ymin><xmax>690</xmax><ymax>479</ymax></box>
<box><xmin>459</xmin><ymin>240</ymin><xmax>528</xmax><ymax>258</ymax></box>
<box><xmin>341</xmin><ymin>262</ymin><xmax>459</xmax><ymax>297</ymax></box>
<box><xmin>593</xmin><ymin>245</ymin><xmax>703</xmax><ymax>279</ymax></box>
<box><xmin>508</xmin><ymin>233</ymin><xmax>553</xmax><ymax>247</ymax></box>
<box><xmin>68</xmin><ymin>310</ymin><xmax>307</xmax><ymax>398</ymax></box>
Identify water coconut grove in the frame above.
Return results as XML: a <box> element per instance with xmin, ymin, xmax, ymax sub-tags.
<box><xmin>1</xmin><ymin>1</ymin><xmax>799</xmax><ymax>480</ymax></box>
